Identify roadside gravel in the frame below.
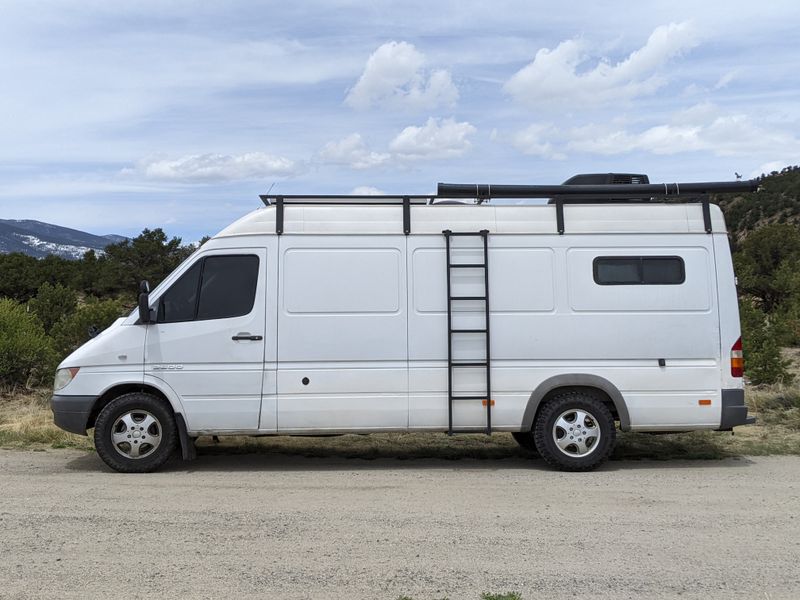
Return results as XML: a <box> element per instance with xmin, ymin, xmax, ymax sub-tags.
<box><xmin>0</xmin><ymin>450</ymin><xmax>798</xmax><ymax>599</ymax></box>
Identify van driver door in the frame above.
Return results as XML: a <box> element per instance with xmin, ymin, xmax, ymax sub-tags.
<box><xmin>145</xmin><ymin>247</ymin><xmax>270</xmax><ymax>432</ymax></box>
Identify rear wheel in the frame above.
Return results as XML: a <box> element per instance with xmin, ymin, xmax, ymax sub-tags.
<box><xmin>533</xmin><ymin>391</ymin><xmax>615</xmax><ymax>471</ymax></box>
<box><xmin>94</xmin><ymin>392</ymin><xmax>177</xmax><ymax>473</ymax></box>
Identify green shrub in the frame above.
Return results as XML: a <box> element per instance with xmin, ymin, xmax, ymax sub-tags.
<box><xmin>28</xmin><ymin>282</ymin><xmax>78</xmax><ymax>333</ymax></box>
<box><xmin>0</xmin><ymin>298</ymin><xmax>56</xmax><ymax>388</ymax></box>
<box><xmin>774</xmin><ymin>298</ymin><xmax>800</xmax><ymax>346</ymax></box>
<box><xmin>50</xmin><ymin>298</ymin><xmax>128</xmax><ymax>359</ymax></box>
<box><xmin>734</xmin><ymin>223</ymin><xmax>800</xmax><ymax>313</ymax></box>
<box><xmin>739</xmin><ymin>299</ymin><xmax>794</xmax><ymax>385</ymax></box>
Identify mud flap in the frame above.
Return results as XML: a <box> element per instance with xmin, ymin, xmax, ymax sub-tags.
<box><xmin>175</xmin><ymin>413</ymin><xmax>197</xmax><ymax>461</ymax></box>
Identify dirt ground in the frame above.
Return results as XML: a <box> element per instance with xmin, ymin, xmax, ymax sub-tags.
<box><xmin>0</xmin><ymin>450</ymin><xmax>798</xmax><ymax>599</ymax></box>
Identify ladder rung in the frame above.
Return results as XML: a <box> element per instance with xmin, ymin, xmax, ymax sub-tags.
<box><xmin>450</xmin><ymin>328</ymin><xmax>487</xmax><ymax>333</ymax></box>
<box><xmin>449</xmin><ymin>296</ymin><xmax>486</xmax><ymax>301</ymax></box>
<box><xmin>451</xmin><ymin>361</ymin><xmax>488</xmax><ymax>367</ymax></box>
<box><xmin>445</xmin><ymin>232</ymin><xmax>488</xmax><ymax>237</ymax></box>
<box><xmin>449</xmin><ymin>263</ymin><xmax>486</xmax><ymax>268</ymax></box>
<box><xmin>450</xmin><ymin>395</ymin><xmax>487</xmax><ymax>400</ymax></box>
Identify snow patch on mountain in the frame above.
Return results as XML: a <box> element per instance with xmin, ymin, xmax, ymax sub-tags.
<box><xmin>16</xmin><ymin>234</ymin><xmax>105</xmax><ymax>260</ymax></box>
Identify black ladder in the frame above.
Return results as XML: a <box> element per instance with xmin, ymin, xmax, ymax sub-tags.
<box><xmin>443</xmin><ymin>229</ymin><xmax>492</xmax><ymax>435</ymax></box>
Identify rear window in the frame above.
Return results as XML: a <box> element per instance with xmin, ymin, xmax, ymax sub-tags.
<box><xmin>593</xmin><ymin>256</ymin><xmax>685</xmax><ymax>285</ymax></box>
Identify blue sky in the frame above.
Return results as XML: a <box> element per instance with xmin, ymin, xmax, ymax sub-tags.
<box><xmin>1</xmin><ymin>0</ymin><xmax>799</xmax><ymax>241</ymax></box>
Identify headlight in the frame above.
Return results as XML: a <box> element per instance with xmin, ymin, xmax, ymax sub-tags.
<box><xmin>53</xmin><ymin>367</ymin><xmax>80</xmax><ymax>391</ymax></box>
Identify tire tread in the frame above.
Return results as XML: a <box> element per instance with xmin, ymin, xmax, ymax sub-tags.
<box><xmin>93</xmin><ymin>392</ymin><xmax>177</xmax><ymax>473</ymax></box>
<box><xmin>533</xmin><ymin>391</ymin><xmax>615</xmax><ymax>472</ymax></box>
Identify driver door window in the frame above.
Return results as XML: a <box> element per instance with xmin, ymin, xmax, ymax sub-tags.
<box><xmin>158</xmin><ymin>255</ymin><xmax>259</xmax><ymax>323</ymax></box>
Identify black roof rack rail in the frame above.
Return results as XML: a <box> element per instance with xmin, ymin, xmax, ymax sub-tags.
<box><xmin>260</xmin><ymin>179</ymin><xmax>759</xmax><ymax>236</ymax></box>
<box><xmin>438</xmin><ymin>180</ymin><xmax>759</xmax><ymax>235</ymax></box>
<box><xmin>436</xmin><ymin>180</ymin><xmax>759</xmax><ymax>198</ymax></box>
<box><xmin>260</xmin><ymin>194</ymin><xmax>436</xmax><ymax>235</ymax></box>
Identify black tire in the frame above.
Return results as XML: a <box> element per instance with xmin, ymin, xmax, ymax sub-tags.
<box><xmin>511</xmin><ymin>431</ymin><xmax>539</xmax><ymax>455</ymax></box>
<box><xmin>533</xmin><ymin>391</ymin><xmax>615</xmax><ymax>472</ymax></box>
<box><xmin>94</xmin><ymin>392</ymin><xmax>177</xmax><ymax>473</ymax></box>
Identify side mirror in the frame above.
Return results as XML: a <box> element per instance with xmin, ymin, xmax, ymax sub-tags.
<box><xmin>138</xmin><ymin>280</ymin><xmax>152</xmax><ymax>324</ymax></box>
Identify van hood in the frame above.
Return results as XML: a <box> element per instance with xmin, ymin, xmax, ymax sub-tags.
<box><xmin>58</xmin><ymin>318</ymin><xmax>146</xmax><ymax>371</ymax></box>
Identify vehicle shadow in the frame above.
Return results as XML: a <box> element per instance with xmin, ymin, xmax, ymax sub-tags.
<box><xmin>63</xmin><ymin>432</ymin><xmax>758</xmax><ymax>474</ymax></box>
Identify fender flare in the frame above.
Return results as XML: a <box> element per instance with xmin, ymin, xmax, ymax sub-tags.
<box><xmin>520</xmin><ymin>374</ymin><xmax>631</xmax><ymax>432</ymax></box>
<box><xmin>142</xmin><ymin>374</ymin><xmax>188</xmax><ymax>417</ymax></box>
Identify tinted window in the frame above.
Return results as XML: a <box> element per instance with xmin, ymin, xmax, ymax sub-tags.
<box><xmin>157</xmin><ymin>255</ymin><xmax>259</xmax><ymax>323</ymax></box>
<box><xmin>197</xmin><ymin>255</ymin><xmax>259</xmax><ymax>320</ymax></box>
<box><xmin>593</xmin><ymin>256</ymin><xmax>684</xmax><ymax>285</ymax></box>
<box><xmin>594</xmin><ymin>258</ymin><xmax>640</xmax><ymax>285</ymax></box>
<box><xmin>642</xmin><ymin>257</ymin><xmax>685</xmax><ymax>284</ymax></box>
<box><xmin>158</xmin><ymin>260</ymin><xmax>201</xmax><ymax>323</ymax></box>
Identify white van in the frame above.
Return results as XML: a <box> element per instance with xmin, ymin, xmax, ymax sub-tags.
<box><xmin>51</xmin><ymin>175</ymin><xmax>757</xmax><ymax>472</ymax></box>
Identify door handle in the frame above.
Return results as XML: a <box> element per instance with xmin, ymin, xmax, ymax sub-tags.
<box><xmin>231</xmin><ymin>333</ymin><xmax>263</xmax><ymax>341</ymax></box>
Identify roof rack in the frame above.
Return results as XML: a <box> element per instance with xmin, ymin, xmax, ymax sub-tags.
<box><xmin>259</xmin><ymin>195</ymin><xmax>436</xmax><ymax>235</ymax></box>
<box><xmin>260</xmin><ymin>179</ymin><xmax>759</xmax><ymax>236</ymax></box>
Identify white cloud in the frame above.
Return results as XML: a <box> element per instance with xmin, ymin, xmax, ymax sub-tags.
<box><xmin>345</xmin><ymin>41</ymin><xmax>458</xmax><ymax>111</ymax></box>
<box><xmin>350</xmin><ymin>186</ymin><xmax>387</xmax><ymax>195</ymax></box>
<box><xmin>319</xmin><ymin>134</ymin><xmax>391</xmax><ymax>169</ymax></box>
<box><xmin>504</xmin><ymin>22</ymin><xmax>699</xmax><ymax>108</ymax></box>
<box><xmin>566</xmin><ymin>103</ymin><xmax>800</xmax><ymax>158</ymax></box>
<box><xmin>568</xmin><ymin>104</ymin><xmax>800</xmax><ymax>157</ymax></box>
<box><xmin>389</xmin><ymin>117</ymin><xmax>476</xmax><ymax>159</ymax></box>
<box><xmin>131</xmin><ymin>152</ymin><xmax>301</xmax><ymax>182</ymax></box>
<box><xmin>507</xmin><ymin>124</ymin><xmax>566</xmax><ymax>160</ymax></box>
<box><xmin>320</xmin><ymin>118</ymin><xmax>476</xmax><ymax>169</ymax></box>
<box><xmin>499</xmin><ymin>103</ymin><xmax>800</xmax><ymax>172</ymax></box>
<box><xmin>714</xmin><ymin>70</ymin><xmax>739</xmax><ymax>90</ymax></box>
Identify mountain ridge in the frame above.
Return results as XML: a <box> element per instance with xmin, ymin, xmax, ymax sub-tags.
<box><xmin>0</xmin><ymin>219</ymin><xmax>126</xmax><ymax>259</ymax></box>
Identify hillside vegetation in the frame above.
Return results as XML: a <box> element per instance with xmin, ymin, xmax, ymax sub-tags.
<box><xmin>0</xmin><ymin>168</ymin><xmax>798</xmax><ymax>390</ymax></box>
<box><xmin>717</xmin><ymin>166</ymin><xmax>800</xmax><ymax>244</ymax></box>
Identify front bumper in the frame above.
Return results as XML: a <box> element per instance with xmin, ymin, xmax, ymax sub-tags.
<box><xmin>51</xmin><ymin>394</ymin><xmax>96</xmax><ymax>436</ymax></box>
<box><xmin>718</xmin><ymin>389</ymin><xmax>756</xmax><ymax>431</ymax></box>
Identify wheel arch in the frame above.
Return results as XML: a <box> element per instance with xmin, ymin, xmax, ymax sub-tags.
<box><xmin>87</xmin><ymin>381</ymin><xmax>180</xmax><ymax>430</ymax></box>
<box><xmin>521</xmin><ymin>374</ymin><xmax>631</xmax><ymax>432</ymax></box>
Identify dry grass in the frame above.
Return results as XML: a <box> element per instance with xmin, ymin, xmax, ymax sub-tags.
<box><xmin>0</xmin><ymin>388</ymin><xmax>93</xmax><ymax>451</ymax></box>
<box><xmin>746</xmin><ymin>382</ymin><xmax>800</xmax><ymax>431</ymax></box>
<box><xmin>2</xmin><ymin>385</ymin><xmax>799</xmax><ymax>461</ymax></box>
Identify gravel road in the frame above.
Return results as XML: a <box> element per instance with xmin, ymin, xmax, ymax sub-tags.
<box><xmin>0</xmin><ymin>449</ymin><xmax>798</xmax><ymax>600</ymax></box>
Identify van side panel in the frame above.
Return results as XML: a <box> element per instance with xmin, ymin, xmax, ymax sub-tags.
<box><xmin>276</xmin><ymin>235</ymin><xmax>408</xmax><ymax>430</ymax></box>
<box><xmin>409</xmin><ymin>233</ymin><xmax>722</xmax><ymax>431</ymax></box>
<box><xmin>408</xmin><ymin>235</ymin><xmax>556</xmax><ymax>430</ymax></box>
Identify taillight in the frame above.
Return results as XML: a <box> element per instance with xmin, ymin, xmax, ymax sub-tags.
<box><xmin>731</xmin><ymin>337</ymin><xmax>743</xmax><ymax>377</ymax></box>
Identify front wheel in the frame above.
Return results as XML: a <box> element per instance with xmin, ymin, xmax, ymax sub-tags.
<box><xmin>533</xmin><ymin>391</ymin><xmax>616</xmax><ymax>471</ymax></box>
<box><xmin>94</xmin><ymin>392</ymin><xmax>177</xmax><ymax>473</ymax></box>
